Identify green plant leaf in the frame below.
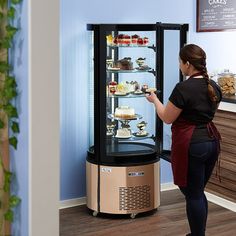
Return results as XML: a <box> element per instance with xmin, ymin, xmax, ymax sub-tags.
<box><xmin>11</xmin><ymin>0</ymin><xmax>22</xmax><ymax>4</ymax></box>
<box><xmin>0</xmin><ymin>12</ymin><xmax>4</xmax><ymax>20</ymax></box>
<box><xmin>5</xmin><ymin>76</ymin><xmax>17</xmax><ymax>88</ymax></box>
<box><xmin>3</xmin><ymin>87</ymin><xmax>17</xmax><ymax>100</ymax></box>
<box><xmin>9</xmin><ymin>136</ymin><xmax>18</xmax><ymax>149</ymax></box>
<box><xmin>0</xmin><ymin>118</ymin><xmax>4</xmax><ymax>128</ymax></box>
<box><xmin>4</xmin><ymin>209</ymin><xmax>14</xmax><ymax>222</ymax></box>
<box><xmin>6</xmin><ymin>25</ymin><xmax>18</xmax><ymax>39</ymax></box>
<box><xmin>7</xmin><ymin>6</ymin><xmax>15</xmax><ymax>19</ymax></box>
<box><xmin>3</xmin><ymin>170</ymin><xmax>12</xmax><ymax>192</ymax></box>
<box><xmin>11</xmin><ymin>121</ymin><xmax>19</xmax><ymax>133</ymax></box>
<box><xmin>0</xmin><ymin>0</ymin><xmax>7</xmax><ymax>8</ymax></box>
<box><xmin>9</xmin><ymin>195</ymin><xmax>21</xmax><ymax>208</ymax></box>
<box><xmin>0</xmin><ymin>38</ymin><xmax>12</xmax><ymax>49</ymax></box>
<box><xmin>3</xmin><ymin>103</ymin><xmax>18</xmax><ymax>118</ymax></box>
<box><xmin>0</xmin><ymin>61</ymin><xmax>11</xmax><ymax>73</ymax></box>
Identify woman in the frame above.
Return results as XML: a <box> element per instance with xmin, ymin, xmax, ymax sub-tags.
<box><xmin>146</xmin><ymin>44</ymin><xmax>222</xmax><ymax>236</ymax></box>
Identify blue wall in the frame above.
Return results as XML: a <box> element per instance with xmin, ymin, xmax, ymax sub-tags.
<box><xmin>10</xmin><ymin>1</ymin><xmax>28</xmax><ymax>236</ymax></box>
<box><xmin>60</xmin><ymin>0</ymin><xmax>236</xmax><ymax>200</ymax></box>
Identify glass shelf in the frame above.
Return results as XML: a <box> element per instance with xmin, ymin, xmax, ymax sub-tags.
<box><xmin>108</xmin><ymin>134</ymin><xmax>155</xmax><ymax>141</ymax></box>
<box><xmin>108</xmin><ymin>90</ymin><xmax>161</xmax><ymax>98</ymax></box>
<box><xmin>107</xmin><ymin>68</ymin><xmax>154</xmax><ymax>73</ymax></box>
<box><xmin>108</xmin><ymin>93</ymin><xmax>146</xmax><ymax>98</ymax></box>
<box><xmin>108</xmin><ymin>44</ymin><xmax>151</xmax><ymax>48</ymax></box>
<box><xmin>107</xmin><ymin>44</ymin><xmax>157</xmax><ymax>52</ymax></box>
<box><xmin>108</xmin><ymin>113</ymin><xmax>143</xmax><ymax>121</ymax></box>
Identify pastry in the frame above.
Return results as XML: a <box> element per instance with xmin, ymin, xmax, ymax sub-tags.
<box><xmin>116</xmin><ymin>128</ymin><xmax>131</xmax><ymax>138</ymax></box>
<box><xmin>146</xmin><ymin>88</ymin><xmax>157</xmax><ymax>93</ymax></box>
<box><xmin>114</xmin><ymin>58</ymin><xmax>133</xmax><ymax>70</ymax></box>
<box><xmin>114</xmin><ymin>106</ymin><xmax>135</xmax><ymax>119</ymax></box>
<box><xmin>131</xmin><ymin>34</ymin><xmax>139</xmax><ymax>45</ymax></box>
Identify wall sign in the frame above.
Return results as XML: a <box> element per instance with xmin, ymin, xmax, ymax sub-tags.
<box><xmin>197</xmin><ymin>0</ymin><xmax>236</xmax><ymax>32</ymax></box>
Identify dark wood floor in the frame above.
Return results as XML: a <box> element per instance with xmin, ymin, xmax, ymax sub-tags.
<box><xmin>60</xmin><ymin>189</ymin><xmax>236</xmax><ymax>236</ymax></box>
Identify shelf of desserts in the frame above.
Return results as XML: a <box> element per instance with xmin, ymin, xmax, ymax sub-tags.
<box><xmin>106</xmin><ymin>57</ymin><xmax>154</xmax><ymax>74</ymax></box>
<box><xmin>107</xmin><ymin>119</ymin><xmax>154</xmax><ymax>140</ymax></box>
<box><xmin>106</xmin><ymin>34</ymin><xmax>151</xmax><ymax>48</ymax></box>
<box><xmin>107</xmin><ymin>80</ymin><xmax>158</xmax><ymax>98</ymax></box>
<box><xmin>106</xmin><ymin>106</ymin><xmax>154</xmax><ymax>140</ymax></box>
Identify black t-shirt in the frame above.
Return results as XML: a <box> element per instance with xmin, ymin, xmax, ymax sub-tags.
<box><xmin>169</xmin><ymin>77</ymin><xmax>222</xmax><ymax>142</ymax></box>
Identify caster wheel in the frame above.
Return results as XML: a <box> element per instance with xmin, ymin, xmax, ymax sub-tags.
<box><xmin>130</xmin><ymin>213</ymin><xmax>137</xmax><ymax>219</ymax></box>
<box><xmin>92</xmin><ymin>211</ymin><xmax>98</xmax><ymax>217</ymax></box>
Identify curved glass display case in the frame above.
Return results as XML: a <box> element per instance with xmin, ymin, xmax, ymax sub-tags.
<box><xmin>86</xmin><ymin>23</ymin><xmax>188</xmax><ymax>218</ymax></box>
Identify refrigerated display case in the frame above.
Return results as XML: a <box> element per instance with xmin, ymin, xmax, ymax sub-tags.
<box><xmin>86</xmin><ymin>23</ymin><xmax>188</xmax><ymax>218</ymax></box>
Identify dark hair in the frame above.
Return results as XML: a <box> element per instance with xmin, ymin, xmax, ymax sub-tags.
<box><xmin>179</xmin><ymin>44</ymin><xmax>218</xmax><ymax>103</ymax></box>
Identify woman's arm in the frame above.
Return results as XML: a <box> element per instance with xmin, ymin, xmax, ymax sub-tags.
<box><xmin>146</xmin><ymin>92</ymin><xmax>182</xmax><ymax>124</ymax></box>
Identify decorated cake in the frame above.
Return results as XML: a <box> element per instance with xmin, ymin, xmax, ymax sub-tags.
<box><xmin>131</xmin><ymin>34</ymin><xmax>140</xmax><ymax>45</ymax></box>
<box><xmin>116</xmin><ymin>128</ymin><xmax>131</xmax><ymax>138</ymax></box>
<box><xmin>114</xmin><ymin>57</ymin><xmax>133</xmax><ymax>70</ymax></box>
<box><xmin>114</xmin><ymin>106</ymin><xmax>135</xmax><ymax>119</ymax></box>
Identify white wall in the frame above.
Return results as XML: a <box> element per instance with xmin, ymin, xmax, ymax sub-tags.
<box><xmin>29</xmin><ymin>0</ymin><xmax>60</xmax><ymax>235</ymax></box>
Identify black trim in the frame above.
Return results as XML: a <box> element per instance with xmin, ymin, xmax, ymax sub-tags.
<box><xmin>87</xmin><ymin>143</ymin><xmax>160</xmax><ymax>167</ymax></box>
<box><xmin>87</xmin><ymin>24</ymin><xmax>157</xmax><ymax>31</ymax></box>
<box><xmin>222</xmin><ymin>97</ymin><xmax>236</xmax><ymax>104</ymax></box>
<box><xmin>156</xmin><ymin>23</ymin><xmax>164</xmax><ymax>155</ymax></box>
<box><xmin>160</xmin><ymin>150</ymin><xmax>171</xmax><ymax>162</ymax></box>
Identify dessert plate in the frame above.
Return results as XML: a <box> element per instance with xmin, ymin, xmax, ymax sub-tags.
<box><xmin>115</xmin><ymin>135</ymin><xmax>132</xmax><ymax>139</ymax></box>
<box><xmin>132</xmin><ymin>91</ymin><xmax>143</xmax><ymax>95</ymax></box>
<box><xmin>107</xmin><ymin>67</ymin><xmax>120</xmax><ymax>71</ymax></box>
<box><xmin>108</xmin><ymin>114</ymin><xmax>143</xmax><ymax>120</ymax></box>
<box><xmin>114</xmin><ymin>92</ymin><xmax>127</xmax><ymax>96</ymax></box>
<box><xmin>133</xmin><ymin>132</ymin><xmax>149</xmax><ymax>137</ymax></box>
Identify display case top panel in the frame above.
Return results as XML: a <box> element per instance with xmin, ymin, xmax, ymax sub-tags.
<box><xmin>87</xmin><ymin>23</ymin><xmax>189</xmax><ymax>31</ymax></box>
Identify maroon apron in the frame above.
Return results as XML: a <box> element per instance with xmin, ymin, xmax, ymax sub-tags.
<box><xmin>171</xmin><ymin>117</ymin><xmax>195</xmax><ymax>187</ymax></box>
<box><xmin>171</xmin><ymin>117</ymin><xmax>221</xmax><ymax>187</ymax></box>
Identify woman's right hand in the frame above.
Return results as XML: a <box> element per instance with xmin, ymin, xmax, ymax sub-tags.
<box><xmin>145</xmin><ymin>92</ymin><xmax>158</xmax><ymax>104</ymax></box>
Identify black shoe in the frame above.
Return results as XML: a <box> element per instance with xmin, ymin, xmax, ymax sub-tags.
<box><xmin>186</xmin><ymin>234</ymin><xmax>191</xmax><ymax>236</ymax></box>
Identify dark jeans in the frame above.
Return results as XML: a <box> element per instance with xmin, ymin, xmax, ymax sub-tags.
<box><xmin>179</xmin><ymin>140</ymin><xmax>219</xmax><ymax>236</ymax></box>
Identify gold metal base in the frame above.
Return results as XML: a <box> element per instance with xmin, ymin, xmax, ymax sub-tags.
<box><xmin>86</xmin><ymin>161</ymin><xmax>160</xmax><ymax>215</ymax></box>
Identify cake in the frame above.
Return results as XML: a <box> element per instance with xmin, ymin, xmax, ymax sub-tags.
<box><xmin>143</xmin><ymin>37</ymin><xmax>149</xmax><ymax>45</ymax></box>
<box><xmin>114</xmin><ymin>106</ymin><xmax>135</xmax><ymax>119</ymax></box>
<box><xmin>120</xmin><ymin>34</ymin><xmax>131</xmax><ymax>45</ymax></box>
<box><xmin>146</xmin><ymin>87</ymin><xmax>157</xmax><ymax>93</ymax></box>
<box><xmin>114</xmin><ymin>58</ymin><xmax>133</xmax><ymax>70</ymax></box>
<box><xmin>137</xmin><ymin>38</ymin><xmax>144</xmax><ymax>45</ymax></box>
<box><xmin>116</xmin><ymin>128</ymin><xmax>131</xmax><ymax>138</ymax></box>
<box><xmin>131</xmin><ymin>34</ymin><xmax>140</xmax><ymax>45</ymax></box>
<box><xmin>108</xmin><ymin>81</ymin><xmax>117</xmax><ymax>94</ymax></box>
<box><xmin>141</xmin><ymin>84</ymin><xmax>149</xmax><ymax>92</ymax></box>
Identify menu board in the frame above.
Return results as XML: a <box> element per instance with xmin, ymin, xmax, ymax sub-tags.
<box><xmin>197</xmin><ymin>0</ymin><xmax>236</xmax><ymax>32</ymax></box>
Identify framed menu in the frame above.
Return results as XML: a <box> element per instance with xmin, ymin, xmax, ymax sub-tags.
<box><xmin>197</xmin><ymin>0</ymin><xmax>236</xmax><ymax>32</ymax></box>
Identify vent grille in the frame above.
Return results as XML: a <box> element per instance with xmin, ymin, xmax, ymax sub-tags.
<box><xmin>119</xmin><ymin>185</ymin><xmax>151</xmax><ymax>211</ymax></box>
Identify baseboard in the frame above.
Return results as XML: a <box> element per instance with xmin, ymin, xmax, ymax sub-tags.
<box><xmin>60</xmin><ymin>197</ymin><xmax>86</xmax><ymax>209</ymax></box>
<box><xmin>160</xmin><ymin>182</ymin><xmax>178</xmax><ymax>191</ymax></box>
<box><xmin>205</xmin><ymin>191</ymin><xmax>236</xmax><ymax>212</ymax></box>
<box><xmin>59</xmin><ymin>183</ymin><xmax>236</xmax><ymax>213</ymax></box>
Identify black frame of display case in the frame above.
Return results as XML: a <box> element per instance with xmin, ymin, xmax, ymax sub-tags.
<box><xmin>222</xmin><ymin>96</ymin><xmax>236</xmax><ymax>104</ymax></box>
<box><xmin>87</xmin><ymin>23</ymin><xmax>189</xmax><ymax>165</ymax></box>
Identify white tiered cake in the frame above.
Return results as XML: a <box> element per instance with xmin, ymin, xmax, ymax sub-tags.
<box><xmin>114</xmin><ymin>106</ymin><xmax>135</xmax><ymax>119</ymax></box>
